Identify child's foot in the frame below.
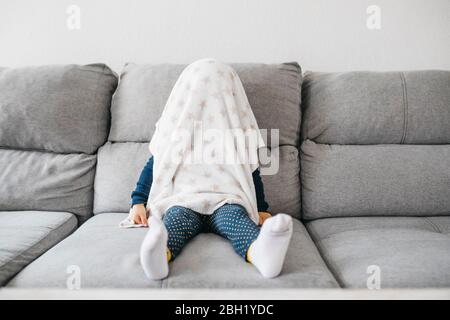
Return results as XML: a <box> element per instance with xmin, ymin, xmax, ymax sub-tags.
<box><xmin>247</xmin><ymin>214</ymin><xmax>293</xmax><ymax>278</ymax></box>
<box><xmin>140</xmin><ymin>216</ymin><xmax>169</xmax><ymax>280</ymax></box>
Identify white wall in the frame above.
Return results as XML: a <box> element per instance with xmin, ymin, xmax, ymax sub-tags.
<box><xmin>1</xmin><ymin>0</ymin><xmax>449</xmax><ymax>73</ymax></box>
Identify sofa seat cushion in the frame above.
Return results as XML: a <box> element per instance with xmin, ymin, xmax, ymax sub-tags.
<box><xmin>8</xmin><ymin>213</ymin><xmax>338</xmax><ymax>288</ymax></box>
<box><xmin>164</xmin><ymin>216</ymin><xmax>337</xmax><ymax>288</ymax></box>
<box><xmin>0</xmin><ymin>211</ymin><xmax>77</xmax><ymax>286</ymax></box>
<box><xmin>306</xmin><ymin>216</ymin><xmax>450</xmax><ymax>288</ymax></box>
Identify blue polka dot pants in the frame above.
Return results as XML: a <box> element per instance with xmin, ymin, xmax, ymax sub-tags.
<box><xmin>163</xmin><ymin>204</ymin><xmax>260</xmax><ymax>261</ymax></box>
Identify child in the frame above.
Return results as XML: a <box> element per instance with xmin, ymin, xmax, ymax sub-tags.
<box><xmin>129</xmin><ymin>58</ymin><xmax>293</xmax><ymax>280</ymax></box>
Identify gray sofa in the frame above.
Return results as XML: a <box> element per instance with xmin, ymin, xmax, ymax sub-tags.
<box><xmin>1</xmin><ymin>62</ymin><xmax>449</xmax><ymax>289</ymax></box>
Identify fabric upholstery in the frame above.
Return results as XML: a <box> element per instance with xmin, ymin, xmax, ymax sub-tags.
<box><xmin>7</xmin><ymin>213</ymin><xmax>338</xmax><ymax>288</ymax></box>
<box><xmin>306</xmin><ymin>217</ymin><xmax>450</xmax><ymax>288</ymax></box>
<box><xmin>301</xmin><ymin>140</ymin><xmax>450</xmax><ymax>220</ymax></box>
<box><xmin>0</xmin><ymin>64</ymin><xmax>118</xmax><ymax>154</ymax></box>
<box><xmin>302</xmin><ymin>70</ymin><xmax>450</xmax><ymax>144</ymax></box>
<box><xmin>94</xmin><ymin>143</ymin><xmax>301</xmax><ymax>218</ymax></box>
<box><xmin>0</xmin><ymin>149</ymin><xmax>97</xmax><ymax>218</ymax></box>
<box><xmin>108</xmin><ymin>62</ymin><xmax>302</xmax><ymax>147</ymax></box>
<box><xmin>0</xmin><ymin>211</ymin><xmax>77</xmax><ymax>286</ymax></box>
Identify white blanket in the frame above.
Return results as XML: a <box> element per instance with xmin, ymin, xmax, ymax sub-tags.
<box><xmin>143</xmin><ymin>58</ymin><xmax>265</xmax><ymax>225</ymax></box>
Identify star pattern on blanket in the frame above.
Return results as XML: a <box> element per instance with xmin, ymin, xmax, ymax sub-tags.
<box><xmin>156</xmin><ymin>204</ymin><xmax>165</xmax><ymax>213</ymax></box>
<box><xmin>199</xmin><ymin>100</ymin><xmax>207</xmax><ymax>109</ymax></box>
<box><xmin>202</xmin><ymin>76</ymin><xmax>210</xmax><ymax>85</ymax></box>
<box><xmin>186</xmin><ymin>112</ymin><xmax>195</xmax><ymax>120</ymax></box>
<box><xmin>225</xmin><ymin>87</ymin><xmax>236</xmax><ymax>97</ymax></box>
<box><xmin>201</xmin><ymin>199</ymin><xmax>210</xmax><ymax>210</ymax></box>
<box><xmin>177</xmin><ymin>149</ymin><xmax>185</xmax><ymax>158</ymax></box>
<box><xmin>219</xmin><ymin>108</ymin><xmax>227</xmax><ymax>117</ymax></box>
<box><xmin>211</xmin><ymin>91</ymin><xmax>222</xmax><ymax>100</ymax></box>
<box><xmin>160</xmin><ymin>191</ymin><xmax>170</xmax><ymax>199</ymax></box>
<box><xmin>203</xmin><ymin>171</ymin><xmax>212</xmax><ymax>178</ymax></box>
<box><xmin>229</xmin><ymin>180</ymin><xmax>240</xmax><ymax>188</ymax></box>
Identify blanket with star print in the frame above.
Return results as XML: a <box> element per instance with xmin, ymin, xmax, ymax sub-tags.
<box><xmin>143</xmin><ymin>58</ymin><xmax>265</xmax><ymax>225</ymax></box>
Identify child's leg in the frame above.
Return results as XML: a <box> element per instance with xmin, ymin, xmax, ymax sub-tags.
<box><xmin>207</xmin><ymin>204</ymin><xmax>293</xmax><ymax>278</ymax></box>
<box><xmin>163</xmin><ymin>205</ymin><xmax>203</xmax><ymax>260</ymax></box>
<box><xmin>206</xmin><ymin>204</ymin><xmax>260</xmax><ymax>259</ymax></box>
<box><xmin>247</xmin><ymin>213</ymin><xmax>293</xmax><ymax>278</ymax></box>
<box><xmin>140</xmin><ymin>206</ymin><xmax>202</xmax><ymax>280</ymax></box>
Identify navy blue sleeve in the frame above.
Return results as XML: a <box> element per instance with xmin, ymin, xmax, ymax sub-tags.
<box><xmin>252</xmin><ymin>169</ymin><xmax>269</xmax><ymax>212</ymax></box>
<box><xmin>130</xmin><ymin>156</ymin><xmax>154</xmax><ymax>207</ymax></box>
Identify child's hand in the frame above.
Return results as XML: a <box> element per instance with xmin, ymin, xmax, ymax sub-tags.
<box><xmin>131</xmin><ymin>204</ymin><xmax>149</xmax><ymax>226</ymax></box>
<box><xmin>258</xmin><ymin>212</ymin><xmax>272</xmax><ymax>225</ymax></box>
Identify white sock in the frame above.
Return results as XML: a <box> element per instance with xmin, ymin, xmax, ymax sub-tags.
<box><xmin>248</xmin><ymin>214</ymin><xmax>293</xmax><ymax>278</ymax></box>
<box><xmin>140</xmin><ymin>216</ymin><xmax>169</xmax><ymax>280</ymax></box>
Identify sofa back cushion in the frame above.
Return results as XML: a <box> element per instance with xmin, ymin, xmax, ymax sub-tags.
<box><xmin>302</xmin><ymin>71</ymin><xmax>450</xmax><ymax>144</ymax></box>
<box><xmin>0</xmin><ymin>64</ymin><xmax>118</xmax><ymax>154</ymax></box>
<box><xmin>108</xmin><ymin>62</ymin><xmax>302</xmax><ymax>147</ymax></box>
<box><xmin>94</xmin><ymin>62</ymin><xmax>303</xmax><ymax>218</ymax></box>
<box><xmin>0</xmin><ymin>64</ymin><xmax>118</xmax><ymax>219</ymax></box>
<box><xmin>301</xmin><ymin>70</ymin><xmax>450</xmax><ymax>220</ymax></box>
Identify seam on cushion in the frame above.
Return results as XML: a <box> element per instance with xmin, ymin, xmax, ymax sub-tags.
<box><xmin>305</xmin><ymin>223</ymin><xmax>344</xmax><ymax>288</ymax></box>
<box><xmin>0</xmin><ymin>145</ymin><xmax>96</xmax><ymax>156</ymax></box>
<box><xmin>399</xmin><ymin>72</ymin><xmax>409</xmax><ymax>144</ymax></box>
<box><xmin>424</xmin><ymin>217</ymin><xmax>442</xmax><ymax>234</ymax></box>
<box><xmin>0</xmin><ymin>214</ymin><xmax>77</xmax><ymax>273</ymax></box>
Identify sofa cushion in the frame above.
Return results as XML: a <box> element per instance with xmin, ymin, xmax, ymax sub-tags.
<box><xmin>7</xmin><ymin>213</ymin><xmax>338</xmax><ymax>288</ymax></box>
<box><xmin>93</xmin><ymin>143</ymin><xmax>301</xmax><ymax>218</ymax></box>
<box><xmin>0</xmin><ymin>64</ymin><xmax>118</xmax><ymax>154</ymax></box>
<box><xmin>0</xmin><ymin>211</ymin><xmax>77</xmax><ymax>286</ymax></box>
<box><xmin>301</xmin><ymin>140</ymin><xmax>450</xmax><ymax>220</ymax></box>
<box><xmin>0</xmin><ymin>149</ymin><xmax>97</xmax><ymax>218</ymax></box>
<box><xmin>302</xmin><ymin>70</ymin><xmax>450</xmax><ymax>144</ymax></box>
<box><xmin>306</xmin><ymin>216</ymin><xmax>450</xmax><ymax>288</ymax></box>
<box><xmin>163</xmin><ymin>216</ymin><xmax>337</xmax><ymax>288</ymax></box>
<box><xmin>259</xmin><ymin>146</ymin><xmax>301</xmax><ymax>218</ymax></box>
<box><xmin>108</xmin><ymin>62</ymin><xmax>302</xmax><ymax>147</ymax></box>
<box><xmin>7</xmin><ymin>213</ymin><xmax>160</xmax><ymax>288</ymax></box>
